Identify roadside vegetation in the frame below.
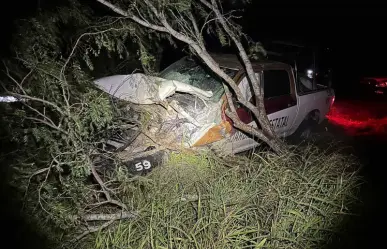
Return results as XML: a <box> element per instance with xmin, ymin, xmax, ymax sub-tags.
<box><xmin>89</xmin><ymin>148</ymin><xmax>360</xmax><ymax>249</ymax></box>
<box><xmin>0</xmin><ymin>1</ymin><xmax>361</xmax><ymax>248</ymax></box>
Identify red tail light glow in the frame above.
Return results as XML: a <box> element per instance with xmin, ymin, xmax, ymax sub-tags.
<box><xmin>376</xmin><ymin>82</ymin><xmax>387</xmax><ymax>88</ymax></box>
<box><xmin>326</xmin><ymin>100</ymin><xmax>387</xmax><ymax>136</ymax></box>
<box><xmin>326</xmin><ymin>96</ymin><xmax>335</xmax><ymax>109</ymax></box>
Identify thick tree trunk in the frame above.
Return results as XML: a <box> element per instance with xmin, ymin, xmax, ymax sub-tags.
<box><xmin>205</xmin><ymin>0</ymin><xmax>278</xmax><ymax>141</ymax></box>
<box><xmin>225</xmin><ymin>109</ymin><xmax>285</xmax><ymax>154</ymax></box>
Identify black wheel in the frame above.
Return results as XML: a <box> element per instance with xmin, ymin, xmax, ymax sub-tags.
<box><xmin>290</xmin><ymin>111</ymin><xmax>320</xmax><ymax>141</ymax></box>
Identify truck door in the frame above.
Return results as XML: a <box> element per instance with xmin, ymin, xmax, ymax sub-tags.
<box><xmin>262</xmin><ymin>69</ymin><xmax>298</xmax><ymax>136</ymax></box>
<box><xmin>227</xmin><ymin>69</ymin><xmax>298</xmax><ymax>153</ymax></box>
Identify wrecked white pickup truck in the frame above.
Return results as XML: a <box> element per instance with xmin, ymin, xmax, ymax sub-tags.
<box><xmin>94</xmin><ymin>54</ymin><xmax>335</xmax><ymax>173</ymax></box>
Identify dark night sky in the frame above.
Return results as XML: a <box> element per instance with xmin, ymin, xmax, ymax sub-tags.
<box><xmin>2</xmin><ymin>1</ymin><xmax>387</xmax><ymax>90</ymax></box>
<box><xmin>243</xmin><ymin>3</ymin><xmax>387</xmax><ymax>79</ymax></box>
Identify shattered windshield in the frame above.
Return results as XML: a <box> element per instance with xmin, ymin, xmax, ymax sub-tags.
<box><xmin>160</xmin><ymin>57</ymin><xmax>237</xmax><ymax>102</ymax></box>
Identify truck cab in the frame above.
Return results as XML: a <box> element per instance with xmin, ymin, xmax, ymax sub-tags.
<box><xmin>210</xmin><ymin>54</ymin><xmax>335</xmax><ymax>154</ymax></box>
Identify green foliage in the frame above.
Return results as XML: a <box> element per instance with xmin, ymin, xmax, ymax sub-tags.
<box><xmin>216</xmin><ymin>26</ymin><xmax>230</xmax><ymax>47</ymax></box>
<box><xmin>137</xmin><ymin>44</ymin><xmax>157</xmax><ymax>74</ymax></box>
<box><xmin>1</xmin><ymin>1</ymin><xmax>122</xmax><ymax>244</ymax></box>
<box><xmin>2</xmin><ymin>56</ymin><xmax>115</xmax><ymax>233</ymax></box>
<box><xmin>11</xmin><ymin>0</ymin><xmax>92</xmax><ymax>63</ymax></box>
<box><xmin>77</xmin><ymin>89</ymin><xmax>114</xmax><ymax>136</ymax></box>
<box><xmin>92</xmin><ymin>147</ymin><xmax>360</xmax><ymax>249</ymax></box>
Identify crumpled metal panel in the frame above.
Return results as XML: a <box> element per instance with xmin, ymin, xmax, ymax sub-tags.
<box><xmin>94</xmin><ymin>73</ymin><xmax>228</xmax><ymax>149</ymax></box>
<box><xmin>94</xmin><ymin>73</ymin><xmax>213</xmax><ymax>105</ymax></box>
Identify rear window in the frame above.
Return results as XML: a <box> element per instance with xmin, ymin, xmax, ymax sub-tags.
<box><xmin>263</xmin><ymin>70</ymin><xmax>291</xmax><ymax>98</ymax></box>
<box><xmin>160</xmin><ymin>57</ymin><xmax>237</xmax><ymax>102</ymax></box>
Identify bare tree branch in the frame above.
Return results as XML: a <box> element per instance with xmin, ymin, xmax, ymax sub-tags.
<box><xmin>22</xmin><ymin>166</ymin><xmax>51</xmax><ymax>210</ymax></box>
<box><xmin>74</xmin><ymin>219</ymin><xmax>115</xmax><ymax>241</ymax></box>
<box><xmin>200</xmin><ymin>15</ymin><xmax>217</xmax><ymax>36</ymax></box>
<box><xmin>225</xmin><ymin>109</ymin><xmax>265</xmax><ymax>141</ymax></box>
<box><xmin>90</xmin><ymin>163</ymin><xmax>128</xmax><ymax>210</ymax></box>
<box><xmin>201</xmin><ymin>0</ymin><xmax>278</xmax><ymax>139</ymax></box>
<box><xmin>82</xmin><ymin>212</ymin><xmax>137</xmax><ymax>221</ymax></box>
<box><xmin>95</xmin><ymin>0</ymin><xmax>168</xmax><ymax>32</ymax></box>
<box><xmin>20</xmin><ymin>68</ymin><xmax>34</xmax><ymax>86</ymax></box>
<box><xmin>187</xmin><ymin>11</ymin><xmax>204</xmax><ymax>45</ymax></box>
<box><xmin>25</xmin><ymin>117</ymin><xmax>69</xmax><ymax>135</ymax></box>
<box><xmin>73</xmin><ymin>211</ymin><xmax>137</xmax><ymax>242</ymax></box>
<box><xmin>62</xmin><ymin>27</ymin><xmax>133</xmax><ymax>80</ymax></box>
<box><xmin>95</xmin><ymin>0</ymin><xmax>128</xmax><ymax>16</ymax></box>
<box><xmin>223</xmin><ymin>84</ymin><xmax>237</xmax><ymax>113</ymax></box>
<box><xmin>5</xmin><ymin>92</ymin><xmax>66</xmax><ymax>116</ymax></box>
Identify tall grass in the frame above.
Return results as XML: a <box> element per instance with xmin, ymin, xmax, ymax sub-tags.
<box><xmin>93</xmin><ymin>146</ymin><xmax>360</xmax><ymax>249</ymax></box>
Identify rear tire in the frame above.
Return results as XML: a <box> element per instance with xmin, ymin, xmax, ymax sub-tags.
<box><xmin>290</xmin><ymin>111</ymin><xmax>320</xmax><ymax>141</ymax></box>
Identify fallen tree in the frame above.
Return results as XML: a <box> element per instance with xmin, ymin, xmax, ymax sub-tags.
<box><xmin>93</xmin><ymin>0</ymin><xmax>286</xmax><ymax>153</ymax></box>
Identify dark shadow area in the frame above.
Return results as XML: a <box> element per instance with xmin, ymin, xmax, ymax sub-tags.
<box><xmin>0</xmin><ymin>156</ymin><xmax>50</xmax><ymax>249</ymax></box>
<box><xmin>286</xmin><ymin>94</ymin><xmax>387</xmax><ymax>248</ymax></box>
<box><xmin>323</xmin><ymin>135</ymin><xmax>387</xmax><ymax>249</ymax></box>
<box><xmin>312</xmin><ymin>97</ymin><xmax>387</xmax><ymax>249</ymax></box>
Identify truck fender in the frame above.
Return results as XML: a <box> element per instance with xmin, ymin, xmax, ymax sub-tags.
<box><xmin>292</xmin><ymin>110</ymin><xmax>320</xmax><ymax>139</ymax></box>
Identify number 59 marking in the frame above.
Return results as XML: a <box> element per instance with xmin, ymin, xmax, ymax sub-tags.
<box><xmin>134</xmin><ymin>160</ymin><xmax>152</xmax><ymax>171</ymax></box>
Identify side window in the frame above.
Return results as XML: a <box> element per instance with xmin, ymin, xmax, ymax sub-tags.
<box><xmin>263</xmin><ymin>70</ymin><xmax>291</xmax><ymax>98</ymax></box>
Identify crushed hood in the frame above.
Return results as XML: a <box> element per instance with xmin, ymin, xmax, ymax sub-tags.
<box><xmin>94</xmin><ymin>74</ymin><xmax>213</xmax><ymax>105</ymax></box>
<box><xmin>94</xmin><ymin>73</ymin><xmax>224</xmax><ymax>147</ymax></box>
